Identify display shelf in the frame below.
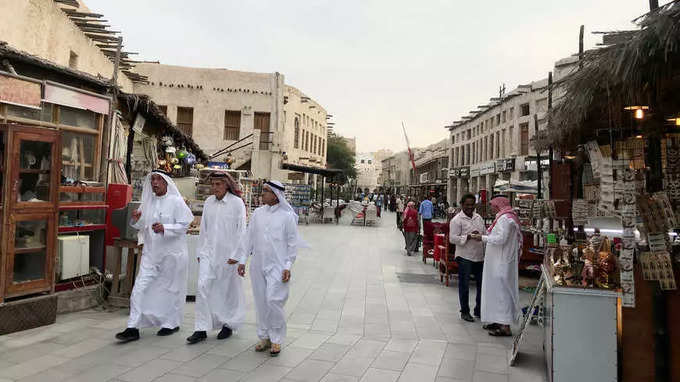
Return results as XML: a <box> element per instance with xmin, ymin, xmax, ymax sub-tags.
<box><xmin>19</xmin><ymin>169</ymin><xmax>49</xmax><ymax>174</ymax></box>
<box><xmin>58</xmin><ymin>224</ymin><xmax>106</xmax><ymax>233</ymax></box>
<box><xmin>15</xmin><ymin>246</ymin><xmax>46</xmax><ymax>254</ymax></box>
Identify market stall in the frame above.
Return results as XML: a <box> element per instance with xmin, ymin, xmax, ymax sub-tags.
<box><xmin>519</xmin><ymin>4</ymin><xmax>680</xmax><ymax>380</ymax></box>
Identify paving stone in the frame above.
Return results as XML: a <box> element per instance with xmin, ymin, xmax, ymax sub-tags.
<box><xmin>118</xmin><ymin>359</ymin><xmax>181</xmax><ymax>382</ymax></box>
<box><xmin>360</xmin><ymin>368</ymin><xmax>400</xmax><ymax>382</ymax></box>
<box><xmin>309</xmin><ymin>343</ymin><xmax>350</xmax><ymax>362</ymax></box>
<box><xmin>398</xmin><ymin>362</ymin><xmax>438</xmax><ymax>382</ymax></box>
<box><xmin>370</xmin><ymin>350</ymin><xmax>410</xmax><ymax>371</ymax></box>
<box><xmin>472</xmin><ymin>371</ymin><xmax>508</xmax><ymax>382</ymax></box>
<box><xmin>438</xmin><ymin>357</ymin><xmax>474</xmax><ymax>380</ymax></box>
<box><xmin>285</xmin><ymin>359</ymin><xmax>335</xmax><ymax>382</ymax></box>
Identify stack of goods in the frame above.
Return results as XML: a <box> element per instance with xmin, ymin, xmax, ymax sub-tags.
<box><xmin>284</xmin><ymin>183</ymin><xmax>311</xmax><ymax>219</ymax></box>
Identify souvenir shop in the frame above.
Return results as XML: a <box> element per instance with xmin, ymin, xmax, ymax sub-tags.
<box><xmin>515</xmin><ymin>5</ymin><xmax>680</xmax><ymax>381</ymax></box>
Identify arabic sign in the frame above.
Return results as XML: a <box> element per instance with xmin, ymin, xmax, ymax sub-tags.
<box><xmin>496</xmin><ymin>158</ymin><xmax>515</xmax><ymax>172</ymax></box>
<box><xmin>44</xmin><ymin>82</ymin><xmax>110</xmax><ymax>114</ymax></box>
<box><xmin>480</xmin><ymin>161</ymin><xmax>496</xmax><ymax>175</ymax></box>
<box><xmin>0</xmin><ymin>73</ymin><xmax>41</xmax><ymax>109</ymax></box>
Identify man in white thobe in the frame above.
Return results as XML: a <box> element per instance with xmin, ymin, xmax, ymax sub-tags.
<box><xmin>237</xmin><ymin>180</ymin><xmax>304</xmax><ymax>357</ymax></box>
<box><xmin>187</xmin><ymin>172</ymin><xmax>247</xmax><ymax>344</ymax></box>
<box><xmin>470</xmin><ymin>195</ymin><xmax>521</xmax><ymax>337</ymax></box>
<box><xmin>116</xmin><ymin>170</ymin><xmax>194</xmax><ymax>343</ymax></box>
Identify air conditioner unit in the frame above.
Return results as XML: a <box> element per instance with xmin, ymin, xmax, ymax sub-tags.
<box><xmin>57</xmin><ymin>235</ymin><xmax>89</xmax><ymax>281</ymax></box>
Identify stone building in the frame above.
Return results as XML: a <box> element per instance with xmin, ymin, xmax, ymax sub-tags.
<box><xmin>132</xmin><ymin>63</ymin><xmax>328</xmax><ymax>181</ymax></box>
<box><xmin>446</xmin><ymin>56</ymin><xmax>579</xmax><ymax>205</ymax></box>
<box><xmin>380</xmin><ymin>151</ymin><xmax>411</xmax><ymax>194</ymax></box>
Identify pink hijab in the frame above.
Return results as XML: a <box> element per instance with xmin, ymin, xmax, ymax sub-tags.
<box><xmin>487</xmin><ymin>196</ymin><xmax>520</xmax><ymax>234</ymax></box>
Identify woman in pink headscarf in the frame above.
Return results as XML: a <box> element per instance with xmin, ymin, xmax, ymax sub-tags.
<box><xmin>402</xmin><ymin>201</ymin><xmax>420</xmax><ymax>256</ymax></box>
<box><xmin>470</xmin><ymin>195</ymin><xmax>521</xmax><ymax>336</ymax></box>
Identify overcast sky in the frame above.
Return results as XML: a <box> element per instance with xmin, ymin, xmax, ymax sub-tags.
<box><xmin>87</xmin><ymin>0</ymin><xmax>660</xmax><ymax>153</ymax></box>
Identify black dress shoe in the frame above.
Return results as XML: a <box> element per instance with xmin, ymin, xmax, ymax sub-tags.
<box><xmin>115</xmin><ymin>328</ymin><xmax>140</xmax><ymax>343</ymax></box>
<box><xmin>217</xmin><ymin>326</ymin><xmax>233</xmax><ymax>340</ymax></box>
<box><xmin>474</xmin><ymin>311</ymin><xmax>481</xmax><ymax>318</ymax></box>
<box><xmin>157</xmin><ymin>327</ymin><xmax>180</xmax><ymax>336</ymax></box>
<box><xmin>186</xmin><ymin>331</ymin><xmax>207</xmax><ymax>344</ymax></box>
<box><xmin>461</xmin><ymin>312</ymin><xmax>475</xmax><ymax>322</ymax></box>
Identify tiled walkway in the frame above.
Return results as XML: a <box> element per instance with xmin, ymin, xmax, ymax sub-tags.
<box><xmin>0</xmin><ymin>211</ymin><xmax>547</xmax><ymax>382</ymax></box>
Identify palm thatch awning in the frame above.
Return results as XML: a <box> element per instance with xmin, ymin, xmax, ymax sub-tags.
<box><xmin>542</xmin><ymin>0</ymin><xmax>680</xmax><ymax>151</ymax></box>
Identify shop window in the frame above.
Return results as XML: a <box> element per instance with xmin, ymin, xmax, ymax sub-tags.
<box><xmin>520</xmin><ymin>123</ymin><xmax>529</xmax><ymax>155</ymax></box>
<box><xmin>224</xmin><ymin>110</ymin><xmax>241</xmax><ymax>141</ymax></box>
<box><xmin>69</xmin><ymin>51</ymin><xmax>78</xmax><ymax>69</ymax></box>
<box><xmin>19</xmin><ymin>140</ymin><xmax>52</xmax><ymax>201</ymax></box>
<box><xmin>60</xmin><ymin>106</ymin><xmax>97</xmax><ymax>130</ymax></box>
<box><xmin>520</xmin><ymin>103</ymin><xmax>530</xmax><ymax>116</ymax></box>
<box><xmin>62</xmin><ymin>131</ymin><xmax>96</xmax><ymax>182</ymax></box>
<box><xmin>177</xmin><ymin>107</ymin><xmax>193</xmax><ymax>136</ymax></box>
<box><xmin>294</xmin><ymin>117</ymin><xmax>300</xmax><ymax>149</ymax></box>
<box><xmin>6</xmin><ymin>104</ymin><xmax>42</xmax><ymax>121</ymax></box>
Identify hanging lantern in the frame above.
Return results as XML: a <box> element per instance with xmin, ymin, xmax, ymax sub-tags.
<box><xmin>624</xmin><ymin>105</ymin><xmax>649</xmax><ymax>120</ymax></box>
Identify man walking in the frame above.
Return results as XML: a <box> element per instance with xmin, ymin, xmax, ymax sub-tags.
<box><xmin>396</xmin><ymin>195</ymin><xmax>404</xmax><ymax>230</ymax></box>
<box><xmin>238</xmin><ymin>180</ymin><xmax>305</xmax><ymax>357</ymax></box>
<box><xmin>115</xmin><ymin>170</ymin><xmax>194</xmax><ymax>343</ymax></box>
<box><xmin>449</xmin><ymin>193</ymin><xmax>485</xmax><ymax>322</ymax></box>
<box><xmin>419</xmin><ymin>195</ymin><xmax>434</xmax><ymax>222</ymax></box>
<box><xmin>187</xmin><ymin>173</ymin><xmax>247</xmax><ymax>344</ymax></box>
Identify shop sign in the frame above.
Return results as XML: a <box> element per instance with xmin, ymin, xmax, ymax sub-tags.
<box><xmin>470</xmin><ymin>164</ymin><xmax>481</xmax><ymax>177</ymax></box>
<box><xmin>287</xmin><ymin>172</ymin><xmax>305</xmax><ymax>180</ymax></box>
<box><xmin>44</xmin><ymin>82</ymin><xmax>110</xmax><ymax>115</ymax></box>
<box><xmin>459</xmin><ymin>167</ymin><xmax>470</xmax><ymax>178</ymax></box>
<box><xmin>523</xmin><ymin>158</ymin><xmax>550</xmax><ymax>171</ymax></box>
<box><xmin>419</xmin><ymin>172</ymin><xmax>428</xmax><ymax>184</ymax></box>
<box><xmin>480</xmin><ymin>161</ymin><xmax>495</xmax><ymax>175</ymax></box>
<box><xmin>449</xmin><ymin>169</ymin><xmax>457</xmax><ymax>177</ymax></box>
<box><xmin>496</xmin><ymin>158</ymin><xmax>515</xmax><ymax>172</ymax></box>
<box><xmin>0</xmin><ymin>73</ymin><xmax>41</xmax><ymax>109</ymax></box>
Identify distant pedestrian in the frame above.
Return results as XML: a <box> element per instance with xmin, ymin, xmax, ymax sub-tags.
<box><xmin>375</xmin><ymin>194</ymin><xmax>382</xmax><ymax>217</ymax></box>
<box><xmin>402</xmin><ymin>201</ymin><xmax>420</xmax><ymax>256</ymax></box>
<box><xmin>449</xmin><ymin>194</ymin><xmax>485</xmax><ymax>322</ymax></box>
<box><xmin>396</xmin><ymin>195</ymin><xmax>404</xmax><ymax>230</ymax></box>
<box><xmin>389</xmin><ymin>194</ymin><xmax>397</xmax><ymax>212</ymax></box>
<box><xmin>469</xmin><ymin>195</ymin><xmax>521</xmax><ymax>337</ymax></box>
<box><xmin>419</xmin><ymin>196</ymin><xmax>434</xmax><ymax>222</ymax></box>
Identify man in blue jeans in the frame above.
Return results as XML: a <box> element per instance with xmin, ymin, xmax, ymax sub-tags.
<box><xmin>449</xmin><ymin>193</ymin><xmax>486</xmax><ymax>322</ymax></box>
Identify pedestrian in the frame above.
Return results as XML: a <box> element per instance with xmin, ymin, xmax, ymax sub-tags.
<box><xmin>375</xmin><ymin>194</ymin><xmax>382</xmax><ymax>217</ymax></box>
<box><xmin>115</xmin><ymin>170</ymin><xmax>194</xmax><ymax>343</ymax></box>
<box><xmin>187</xmin><ymin>172</ymin><xmax>247</xmax><ymax>344</ymax></box>
<box><xmin>449</xmin><ymin>193</ymin><xmax>486</xmax><ymax>322</ymax></box>
<box><xmin>238</xmin><ymin>180</ymin><xmax>306</xmax><ymax>356</ymax></box>
<box><xmin>419</xmin><ymin>195</ymin><xmax>434</xmax><ymax>222</ymax></box>
<box><xmin>402</xmin><ymin>201</ymin><xmax>420</xmax><ymax>256</ymax></box>
<box><xmin>390</xmin><ymin>194</ymin><xmax>397</xmax><ymax>212</ymax></box>
<box><xmin>469</xmin><ymin>195</ymin><xmax>521</xmax><ymax>337</ymax></box>
<box><xmin>396</xmin><ymin>195</ymin><xmax>404</xmax><ymax>230</ymax></box>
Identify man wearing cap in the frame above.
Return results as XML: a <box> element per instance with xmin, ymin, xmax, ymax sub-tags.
<box><xmin>186</xmin><ymin>172</ymin><xmax>247</xmax><ymax>344</ymax></box>
<box><xmin>237</xmin><ymin>180</ymin><xmax>305</xmax><ymax>357</ymax></box>
<box><xmin>115</xmin><ymin>170</ymin><xmax>194</xmax><ymax>343</ymax></box>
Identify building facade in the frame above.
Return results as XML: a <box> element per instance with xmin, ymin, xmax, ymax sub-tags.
<box><xmin>132</xmin><ymin>63</ymin><xmax>328</xmax><ymax>181</ymax></box>
<box><xmin>446</xmin><ymin>79</ymin><xmax>549</xmax><ymax>205</ymax></box>
<box><xmin>380</xmin><ymin>151</ymin><xmax>411</xmax><ymax>194</ymax></box>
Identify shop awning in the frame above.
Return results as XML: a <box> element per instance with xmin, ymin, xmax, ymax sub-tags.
<box><xmin>494</xmin><ymin>179</ymin><xmax>537</xmax><ymax>194</ymax></box>
<box><xmin>280</xmin><ymin>162</ymin><xmax>343</xmax><ymax>178</ymax></box>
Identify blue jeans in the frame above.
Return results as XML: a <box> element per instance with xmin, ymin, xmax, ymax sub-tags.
<box><xmin>456</xmin><ymin>257</ymin><xmax>483</xmax><ymax>315</ymax></box>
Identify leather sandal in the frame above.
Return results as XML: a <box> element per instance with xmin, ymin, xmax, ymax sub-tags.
<box><xmin>270</xmin><ymin>343</ymin><xmax>281</xmax><ymax>357</ymax></box>
<box><xmin>254</xmin><ymin>339</ymin><xmax>271</xmax><ymax>352</ymax></box>
<box><xmin>488</xmin><ymin>327</ymin><xmax>512</xmax><ymax>337</ymax></box>
<box><xmin>483</xmin><ymin>323</ymin><xmax>500</xmax><ymax>331</ymax></box>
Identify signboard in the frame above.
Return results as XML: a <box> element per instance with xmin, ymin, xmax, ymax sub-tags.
<box><xmin>523</xmin><ymin>158</ymin><xmax>550</xmax><ymax>171</ymax></box>
<box><xmin>480</xmin><ymin>161</ymin><xmax>495</xmax><ymax>175</ymax></box>
<box><xmin>287</xmin><ymin>172</ymin><xmax>305</xmax><ymax>181</ymax></box>
<box><xmin>0</xmin><ymin>73</ymin><xmax>41</xmax><ymax>109</ymax></box>
<box><xmin>496</xmin><ymin>158</ymin><xmax>515</xmax><ymax>172</ymax></box>
<box><xmin>44</xmin><ymin>82</ymin><xmax>110</xmax><ymax>114</ymax></box>
<box><xmin>419</xmin><ymin>172</ymin><xmax>428</xmax><ymax>184</ymax></box>
<box><xmin>448</xmin><ymin>169</ymin><xmax>456</xmax><ymax>177</ymax></box>
<box><xmin>470</xmin><ymin>164</ymin><xmax>481</xmax><ymax>177</ymax></box>
<box><xmin>459</xmin><ymin>167</ymin><xmax>469</xmax><ymax>178</ymax></box>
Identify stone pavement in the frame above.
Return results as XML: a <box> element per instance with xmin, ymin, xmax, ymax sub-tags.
<box><xmin>0</xmin><ymin>210</ymin><xmax>547</xmax><ymax>382</ymax></box>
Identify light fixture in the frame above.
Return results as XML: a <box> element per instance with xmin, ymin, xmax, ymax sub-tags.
<box><xmin>665</xmin><ymin>117</ymin><xmax>680</xmax><ymax>126</ymax></box>
<box><xmin>636</xmin><ymin>135</ymin><xmax>643</xmax><ymax>139</ymax></box>
<box><xmin>624</xmin><ymin>105</ymin><xmax>649</xmax><ymax>120</ymax></box>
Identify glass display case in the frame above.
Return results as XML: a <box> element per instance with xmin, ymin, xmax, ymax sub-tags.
<box><xmin>58</xmin><ymin>206</ymin><xmax>106</xmax><ymax>233</ymax></box>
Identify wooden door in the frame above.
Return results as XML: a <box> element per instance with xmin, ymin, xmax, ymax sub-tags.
<box><xmin>254</xmin><ymin>112</ymin><xmax>271</xmax><ymax>150</ymax></box>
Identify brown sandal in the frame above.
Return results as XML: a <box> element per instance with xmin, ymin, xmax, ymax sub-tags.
<box><xmin>270</xmin><ymin>343</ymin><xmax>281</xmax><ymax>357</ymax></box>
<box><xmin>255</xmin><ymin>339</ymin><xmax>271</xmax><ymax>352</ymax></box>
<box><xmin>488</xmin><ymin>327</ymin><xmax>512</xmax><ymax>337</ymax></box>
<box><xmin>483</xmin><ymin>323</ymin><xmax>500</xmax><ymax>331</ymax></box>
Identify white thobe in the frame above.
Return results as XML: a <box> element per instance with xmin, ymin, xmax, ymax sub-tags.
<box><xmin>194</xmin><ymin>194</ymin><xmax>246</xmax><ymax>332</ymax></box>
<box><xmin>239</xmin><ymin>203</ymin><xmax>298</xmax><ymax>344</ymax></box>
<box><xmin>128</xmin><ymin>194</ymin><xmax>193</xmax><ymax>329</ymax></box>
<box><xmin>480</xmin><ymin>215</ymin><xmax>520</xmax><ymax>325</ymax></box>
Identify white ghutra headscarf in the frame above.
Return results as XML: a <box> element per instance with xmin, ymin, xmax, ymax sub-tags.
<box><xmin>137</xmin><ymin>170</ymin><xmax>184</xmax><ymax>229</ymax></box>
<box><xmin>264</xmin><ymin>180</ymin><xmax>309</xmax><ymax>249</ymax></box>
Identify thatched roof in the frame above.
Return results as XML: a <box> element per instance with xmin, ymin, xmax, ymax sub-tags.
<box><xmin>118</xmin><ymin>93</ymin><xmax>208</xmax><ymax>161</ymax></box>
<box><xmin>542</xmin><ymin>0</ymin><xmax>680</xmax><ymax>151</ymax></box>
